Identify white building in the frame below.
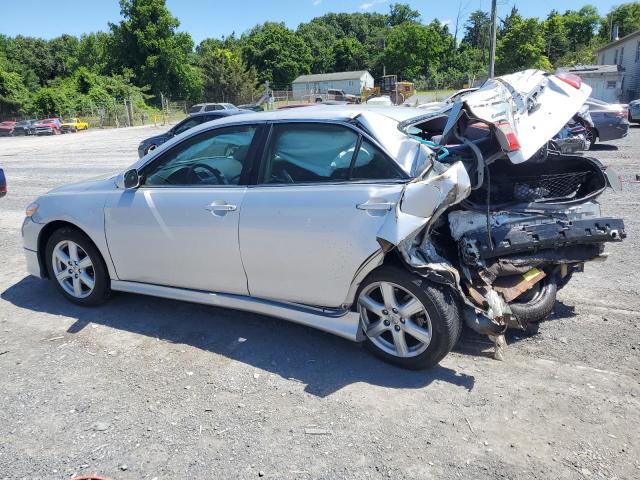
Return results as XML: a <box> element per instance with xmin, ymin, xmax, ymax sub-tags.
<box><xmin>557</xmin><ymin>65</ymin><xmax>624</xmax><ymax>103</ymax></box>
<box><xmin>596</xmin><ymin>30</ymin><xmax>640</xmax><ymax>102</ymax></box>
<box><xmin>291</xmin><ymin>71</ymin><xmax>374</xmax><ymax>99</ymax></box>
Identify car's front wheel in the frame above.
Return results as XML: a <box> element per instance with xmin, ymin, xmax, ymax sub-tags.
<box><xmin>356</xmin><ymin>267</ymin><xmax>462</xmax><ymax>369</ymax></box>
<box><xmin>45</xmin><ymin>227</ymin><xmax>111</xmax><ymax>306</ymax></box>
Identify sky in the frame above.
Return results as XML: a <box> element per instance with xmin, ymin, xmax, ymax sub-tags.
<box><xmin>0</xmin><ymin>0</ymin><xmax>621</xmax><ymax>44</ymax></box>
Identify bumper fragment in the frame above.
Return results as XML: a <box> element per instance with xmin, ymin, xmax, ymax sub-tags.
<box><xmin>461</xmin><ymin>217</ymin><xmax>625</xmax><ymax>261</ymax></box>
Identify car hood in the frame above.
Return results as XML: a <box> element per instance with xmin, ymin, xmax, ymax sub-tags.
<box><xmin>140</xmin><ymin>133</ymin><xmax>171</xmax><ymax>145</ymax></box>
<box><xmin>47</xmin><ymin>172</ymin><xmax>119</xmax><ymax>195</ymax></box>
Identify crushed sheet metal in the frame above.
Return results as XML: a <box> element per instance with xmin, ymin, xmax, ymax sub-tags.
<box><xmin>376</xmin><ymin>161</ymin><xmax>471</xmax><ymax>247</ymax></box>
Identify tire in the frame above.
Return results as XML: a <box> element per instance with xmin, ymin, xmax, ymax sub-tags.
<box><xmin>509</xmin><ymin>277</ymin><xmax>557</xmax><ymax>325</ymax></box>
<box><xmin>356</xmin><ymin>266</ymin><xmax>462</xmax><ymax>369</ymax></box>
<box><xmin>45</xmin><ymin>227</ymin><xmax>111</xmax><ymax>306</ymax></box>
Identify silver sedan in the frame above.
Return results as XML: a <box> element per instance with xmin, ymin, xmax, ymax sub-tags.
<box><xmin>21</xmin><ymin>71</ymin><xmax>626</xmax><ymax>368</ymax></box>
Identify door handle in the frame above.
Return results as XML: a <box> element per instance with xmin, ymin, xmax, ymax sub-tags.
<box><xmin>356</xmin><ymin>200</ymin><xmax>395</xmax><ymax>211</ymax></box>
<box><xmin>205</xmin><ymin>202</ymin><xmax>237</xmax><ymax>215</ymax></box>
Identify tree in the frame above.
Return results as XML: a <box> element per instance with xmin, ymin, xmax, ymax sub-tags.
<box><xmin>297</xmin><ymin>21</ymin><xmax>337</xmax><ymax>73</ymax></box>
<box><xmin>0</xmin><ymin>59</ymin><xmax>30</xmax><ymax>116</ymax></box>
<box><xmin>496</xmin><ymin>14</ymin><xmax>551</xmax><ymax>74</ymax></box>
<box><xmin>599</xmin><ymin>2</ymin><xmax>640</xmax><ymax>42</ymax></box>
<box><xmin>544</xmin><ymin>11</ymin><xmax>569</xmax><ymax>66</ymax></box>
<box><xmin>383</xmin><ymin>22</ymin><xmax>449</xmax><ymax>80</ymax></box>
<box><xmin>563</xmin><ymin>6</ymin><xmax>600</xmax><ymax>51</ymax></box>
<box><xmin>241</xmin><ymin>22</ymin><xmax>312</xmax><ymax>86</ymax></box>
<box><xmin>332</xmin><ymin>37</ymin><xmax>367</xmax><ymax>72</ymax></box>
<box><xmin>197</xmin><ymin>44</ymin><xmax>259</xmax><ymax>104</ymax></box>
<box><xmin>387</xmin><ymin>3</ymin><xmax>421</xmax><ymax>27</ymax></box>
<box><xmin>108</xmin><ymin>0</ymin><xmax>201</xmax><ymax>102</ymax></box>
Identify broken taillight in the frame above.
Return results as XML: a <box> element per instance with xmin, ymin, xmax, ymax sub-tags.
<box><xmin>556</xmin><ymin>73</ymin><xmax>582</xmax><ymax>89</ymax></box>
<box><xmin>494</xmin><ymin>121</ymin><xmax>521</xmax><ymax>152</ymax></box>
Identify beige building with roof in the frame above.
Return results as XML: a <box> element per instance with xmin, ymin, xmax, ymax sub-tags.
<box><xmin>291</xmin><ymin>71</ymin><xmax>374</xmax><ymax>99</ymax></box>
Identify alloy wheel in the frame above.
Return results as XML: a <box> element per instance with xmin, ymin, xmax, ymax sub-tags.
<box><xmin>358</xmin><ymin>281</ymin><xmax>432</xmax><ymax>358</ymax></box>
<box><xmin>51</xmin><ymin>240</ymin><xmax>96</xmax><ymax>299</ymax></box>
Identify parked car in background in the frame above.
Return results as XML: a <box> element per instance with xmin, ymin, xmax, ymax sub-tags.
<box><xmin>584</xmin><ymin>98</ymin><xmax>629</xmax><ymax>148</ymax></box>
<box><xmin>34</xmin><ymin>118</ymin><xmax>62</xmax><ymax>135</ymax></box>
<box><xmin>0</xmin><ymin>168</ymin><xmax>6</xmax><ymax>198</ymax></box>
<box><xmin>61</xmin><ymin>118</ymin><xmax>89</xmax><ymax>133</ymax></box>
<box><xmin>138</xmin><ymin>110</ymin><xmax>250</xmax><ymax>157</ymax></box>
<box><xmin>366</xmin><ymin>95</ymin><xmax>393</xmax><ymax>106</ymax></box>
<box><xmin>22</xmin><ymin>70</ymin><xmax>625</xmax><ymax>369</ymax></box>
<box><xmin>628</xmin><ymin>99</ymin><xmax>640</xmax><ymax>123</ymax></box>
<box><xmin>13</xmin><ymin>120</ymin><xmax>38</xmax><ymax>136</ymax></box>
<box><xmin>0</xmin><ymin>121</ymin><xmax>17</xmax><ymax>136</ymax></box>
<box><xmin>189</xmin><ymin>103</ymin><xmax>238</xmax><ymax>114</ymax></box>
<box><xmin>315</xmin><ymin>89</ymin><xmax>359</xmax><ymax>104</ymax></box>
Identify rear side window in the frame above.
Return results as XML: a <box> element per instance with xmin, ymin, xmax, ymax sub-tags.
<box><xmin>351</xmin><ymin>140</ymin><xmax>404</xmax><ymax>181</ymax></box>
<box><xmin>188</xmin><ymin>105</ymin><xmax>202</xmax><ymax>114</ymax></box>
<box><xmin>260</xmin><ymin>123</ymin><xmax>404</xmax><ymax>184</ymax></box>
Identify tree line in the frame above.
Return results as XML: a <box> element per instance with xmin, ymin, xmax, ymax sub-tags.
<box><xmin>1</xmin><ymin>0</ymin><xmax>639</xmax><ymax>119</ymax></box>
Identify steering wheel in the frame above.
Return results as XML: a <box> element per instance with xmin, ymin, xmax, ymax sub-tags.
<box><xmin>187</xmin><ymin>162</ymin><xmax>227</xmax><ymax>185</ymax></box>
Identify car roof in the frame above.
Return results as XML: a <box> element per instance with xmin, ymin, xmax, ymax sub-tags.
<box><xmin>132</xmin><ymin>105</ymin><xmax>429</xmax><ymax>175</ymax></box>
<box><xmin>187</xmin><ymin>105</ymin><xmax>427</xmax><ymax>125</ymax></box>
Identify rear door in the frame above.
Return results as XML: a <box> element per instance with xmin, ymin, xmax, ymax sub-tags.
<box><xmin>239</xmin><ymin>121</ymin><xmax>407</xmax><ymax>308</ymax></box>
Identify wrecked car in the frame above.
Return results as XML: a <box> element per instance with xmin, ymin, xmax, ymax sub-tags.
<box><xmin>21</xmin><ymin>70</ymin><xmax>625</xmax><ymax>369</ymax></box>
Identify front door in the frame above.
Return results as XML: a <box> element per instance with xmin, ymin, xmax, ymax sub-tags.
<box><xmin>105</xmin><ymin>124</ymin><xmax>259</xmax><ymax>294</ymax></box>
<box><xmin>239</xmin><ymin>122</ymin><xmax>407</xmax><ymax>307</ymax></box>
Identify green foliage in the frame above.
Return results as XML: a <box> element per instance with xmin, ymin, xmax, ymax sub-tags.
<box><xmin>599</xmin><ymin>2</ymin><xmax>640</xmax><ymax>41</ymax></box>
<box><xmin>241</xmin><ymin>22</ymin><xmax>312</xmax><ymax>86</ymax></box>
<box><xmin>108</xmin><ymin>0</ymin><xmax>201</xmax><ymax>102</ymax></box>
<box><xmin>496</xmin><ymin>14</ymin><xmax>552</xmax><ymax>74</ymax></box>
<box><xmin>387</xmin><ymin>3</ymin><xmax>421</xmax><ymax>26</ymax></box>
<box><xmin>383</xmin><ymin>22</ymin><xmax>450</xmax><ymax>81</ymax></box>
<box><xmin>0</xmin><ymin>1</ymin><xmax>628</xmax><ymax>119</ymax></box>
<box><xmin>197</xmin><ymin>44</ymin><xmax>259</xmax><ymax>104</ymax></box>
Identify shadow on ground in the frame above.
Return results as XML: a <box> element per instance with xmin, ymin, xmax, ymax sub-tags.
<box><xmin>590</xmin><ymin>143</ymin><xmax>618</xmax><ymax>151</ymax></box>
<box><xmin>2</xmin><ymin>276</ymin><xmax>475</xmax><ymax>397</ymax></box>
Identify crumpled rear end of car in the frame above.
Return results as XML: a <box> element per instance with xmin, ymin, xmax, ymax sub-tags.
<box><xmin>377</xmin><ymin>70</ymin><xmax>626</xmax><ymax>357</ymax></box>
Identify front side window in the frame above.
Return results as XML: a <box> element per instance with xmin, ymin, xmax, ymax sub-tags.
<box><xmin>260</xmin><ymin>123</ymin><xmax>403</xmax><ymax>184</ymax></box>
<box><xmin>205</xmin><ymin>104</ymin><xmax>224</xmax><ymax>112</ymax></box>
<box><xmin>143</xmin><ymin>125</ymin><xmax>257</xmax><ymax>187</ymax></box>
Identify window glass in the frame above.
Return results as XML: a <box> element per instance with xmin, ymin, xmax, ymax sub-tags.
<box><xmin>351</xmin><ymin>139</ymin><xmax>403</xmax><ymax>181</ymax></box>
<box><xmin>188</xmin><ymin>105</ymin><xmax>202</xmax><ymax>114</ymax></box>
<box><xmin>261</xmin><ymin>123</ymin><xmax>358</xmax><ymax>184</ymax></box>
<box><xmin>205</xmin><ymin>104</ymin><xmax>224</xmax><ymax>112</ymax></box>
<box><xmin>144</xmin><ymin>126</ymin><xmax>257</xmax><ymax>187</ymax></box>
<box><xmin>173</xmin><ymin>117</ymin><xmax>205</xmax><ymax>135</ymax></box>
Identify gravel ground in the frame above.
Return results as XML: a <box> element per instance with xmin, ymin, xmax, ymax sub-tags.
<box><xmin>0</xmin><ymin>125</ymin><xmax>639</xmax><ymax>480</ymax></box>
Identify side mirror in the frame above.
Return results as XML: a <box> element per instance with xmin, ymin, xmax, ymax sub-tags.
<box><xmin>116</xmin><ymin>169</ymin><xmax>140</xmax><ymax>189</ymax></box>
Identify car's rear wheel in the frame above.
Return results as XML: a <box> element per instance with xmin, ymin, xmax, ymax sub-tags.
<box><xmin>45</xmin><ymin>227</ymin><xmax>111</xmax><ymax>306</ymax></box>
<box><xmin>356</xmin><ymin>267</ymin><xmax>461</xmax><ymax>369</ymax></box>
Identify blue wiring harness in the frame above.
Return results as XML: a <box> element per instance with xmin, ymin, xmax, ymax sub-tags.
<box><xmin>411</xmin><ymin>137</ymin><xmax>450</xmax><ymax>161</ymax></box>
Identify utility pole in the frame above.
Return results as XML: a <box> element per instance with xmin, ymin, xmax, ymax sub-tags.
<box><xmin>488</xmin><ymin>0</ymin><xmax>497</xmax><ymax>78</ymax></box>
